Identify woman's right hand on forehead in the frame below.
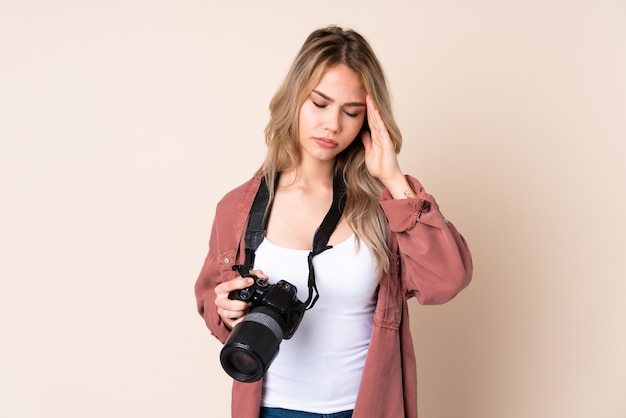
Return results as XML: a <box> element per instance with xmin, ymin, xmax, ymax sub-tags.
<box><xmin>214</xmin><ymin>270</ymin><xmax>268</xmax><ymax>330</ymax></box>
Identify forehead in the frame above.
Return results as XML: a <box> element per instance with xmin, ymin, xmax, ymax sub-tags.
<box><xmin>312</xmin><ymin>64</ymin><xmax>366</xmax><ymax>101</ymax></box>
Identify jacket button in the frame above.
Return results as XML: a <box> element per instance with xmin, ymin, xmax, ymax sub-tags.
<box><xmin>223</xmin><ymin>258</ymin><xmax>230</xmax><ymax>264</ymax></box>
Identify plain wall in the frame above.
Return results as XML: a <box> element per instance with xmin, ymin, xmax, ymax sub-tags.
<box><xmin>1</xmin><ymin>1</ymin><xmax>624</xmax><ymax>417</ymax></box>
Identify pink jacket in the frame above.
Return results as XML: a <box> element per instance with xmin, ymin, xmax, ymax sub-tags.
<box><xmin>195</xmin><ymin>173</ymin><xmax>472</xmax><ymax>417</ymax></box>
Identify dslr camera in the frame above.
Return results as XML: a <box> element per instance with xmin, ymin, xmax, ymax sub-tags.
<box><xmin>219</xmin><ymin>265</ymin><xmax>306</xmax><ymax>382</ymax></box>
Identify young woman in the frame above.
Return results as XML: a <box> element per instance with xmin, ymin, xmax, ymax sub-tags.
<box><xmin>195</xmin><ymin>26</ymin><xmax>472</xmax><ymax>418</ymax></box>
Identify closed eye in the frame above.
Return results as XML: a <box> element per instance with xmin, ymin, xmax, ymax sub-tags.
<box><xmin>312</xmin><ymin>96</ymin><xmax>361</xmax><ymax>117</ymax></box>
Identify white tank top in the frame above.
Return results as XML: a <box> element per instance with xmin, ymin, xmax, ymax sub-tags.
<box><xmin>254</xmin><ymin>234</ymin><xmax>379</xmax><ymax>414</ymax></box>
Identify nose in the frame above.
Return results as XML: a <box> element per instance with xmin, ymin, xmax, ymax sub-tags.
<box><xmin>323</xmin><ymin>109</ymin><xmax>341</xmax><ymax>133</ymax></box>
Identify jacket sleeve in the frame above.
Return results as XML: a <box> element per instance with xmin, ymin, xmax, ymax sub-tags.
<box><xmin>380</xmin><ymin>175</ymin><xmax>473</xmax><ymax>305</ymax></box>
<box><xmin>194</xmin><ymin>176</ymin><xmax>261</xmax><ymax>345</ymax></box>
<box><xmin>194</xmin><ymin>208</ymin><xmax>237</xmax><ymax>344</ymax></box>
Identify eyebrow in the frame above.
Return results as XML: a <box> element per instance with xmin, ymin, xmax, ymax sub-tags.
<box><xmin>312</xmin><ymin>90</ymin><xmax>366</xmax><ymax>107</ymax></box>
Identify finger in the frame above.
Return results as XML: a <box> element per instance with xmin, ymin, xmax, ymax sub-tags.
<box><xmin>366</xmin><ymin>96</ymin><xmax>396</xmax><ymax>155</ymax></box>
<box><xmin>361</xmin><ymin>129</ymin><xmax>372</xmax><ymax>151</ymax></box>
<box><xmin>366</xmin><ymin>95</ymin><xmax>383</xmax><ymax>134</ymax></box>
<box><xmin>227</xmin><ymin>316</ymin><xmax>246</xmax><ymax>329</ymax></box>
<box><xmin>217</xmin><ymin>306</ymin><xmax>248</xmax><ymax>320</ymax></box>
<box><xmin>249</xmin><ymin>269</ymin><xmax>268</xmax><ymax>280</ymax></box>
<box><xmin>215</xmin><ymin>277</ymin><xmax>254</xmax><ymax>312</ymax></box>
<box><xmin>216</xmin><ymin>295</ymin><xmax>250</xmax><ymax>311</ymax></box>
<box><xmin>216</xmin><ymin>276</ymin><xmax>255</xmax><ymax>295</ymax></box>
<box><xmin>226</xmin><ymin>318</ymin><xmax>241</xmax><ymax>329</ymax></box>
<box><xmin>219</xmin><ymin>312</ymin><xmax>244</xmax><ymax>331</ymax></box>
<box><xmin>216</xmin><ymin>297</ymin><xmax>250</xmax><ymax>326</ymax></box>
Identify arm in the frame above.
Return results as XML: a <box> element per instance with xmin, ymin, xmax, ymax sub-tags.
<box><xmin>380</xmin><ymin>175</ymin><xmax>472</xmax><ymax>304</ymax></box>
<box><xmin>362</xmin><ymin>95</ymin><xmax>472</xmax><ymax>304</ymax></box>
<box><xmin>195</xmin><ymin>216</ymin><xmax>259</xmax><ymax>343</ymax></box>
<box><xmin>194</xmin><ymin>176</ymin><xmax>267</xmax><ymax>342</ymax></box>
<box><xmin>194</xmin><ymin>214</ymin><xmax>235</xmax><ymax>343</ymax></box>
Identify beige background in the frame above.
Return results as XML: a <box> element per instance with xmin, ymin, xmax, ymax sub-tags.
<box><xmin>1</xmin><ymin>1</ymin><xmax>625</xmax><ymax>417</ymax></box>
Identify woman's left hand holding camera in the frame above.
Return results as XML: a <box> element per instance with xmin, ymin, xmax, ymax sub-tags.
<box><xmin>215</xmin><ymin>270</ymin><xmax>268</xmax><ymax>330</ymax></box>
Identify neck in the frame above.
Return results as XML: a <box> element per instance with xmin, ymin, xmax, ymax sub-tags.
<box><xmin>282</xmin><ymin>159</ymin><xmax>336</xmax><ymax>188</ymax></box>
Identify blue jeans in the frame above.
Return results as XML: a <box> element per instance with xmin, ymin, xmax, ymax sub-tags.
<box><xmin>260</xmin><ymin>407</ymin><xmax>353</xmax><ymax>418</ymax></box>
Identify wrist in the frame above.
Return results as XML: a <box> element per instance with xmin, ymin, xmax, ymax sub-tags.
<box><xmin>382</xmin><ymin>173</ymin><xmax>414</xmax><ymax>199</ymax></box>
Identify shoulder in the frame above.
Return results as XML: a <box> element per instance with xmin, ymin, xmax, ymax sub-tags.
<box><xmin>215</xmin><ymin>173</ymin><xmax>263</xmax><ymax>214</ymax></box>
<box><xmin>210</xmin><ymin>173</ymin><xmax>263</xmax><ymax>249</ymax></box>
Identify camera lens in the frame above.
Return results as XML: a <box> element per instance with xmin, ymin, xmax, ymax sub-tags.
<box><xmin>229</xmin><ymin>351</ymin><xmax>257</xmax><ymax>374</ymax></box>
<box><xmin>220</xmin><ymin>307</ymin><xmax>284</xmax><ymax>382</ymax></box>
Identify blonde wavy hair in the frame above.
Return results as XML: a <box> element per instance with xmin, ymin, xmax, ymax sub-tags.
<box><xmin>259</xmin><ymin>26</ymin><xmax>402</xmax><ymax>273</ymax></box>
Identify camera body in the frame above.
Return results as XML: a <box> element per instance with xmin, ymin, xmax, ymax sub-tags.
<box><xmin>220</xmin><ymin>265</ymin><xmax>307</xmax><ymax>382</ymax></box>
<box><xmin>228</xmin><ymin>268</ymin><xmax>305</xmax><ymax>339</ymax></box>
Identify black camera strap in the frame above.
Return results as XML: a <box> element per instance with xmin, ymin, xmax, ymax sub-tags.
<box><xmin>240</xmin><ymin>173</ymin><xmax>346</xmax><ymax>310</ymax></box>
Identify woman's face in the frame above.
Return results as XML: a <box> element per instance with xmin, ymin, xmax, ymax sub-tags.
<box><xmin>297</xmin><ymin>64</ymin><xmax>367</xmax><ymax>165</ymax></box>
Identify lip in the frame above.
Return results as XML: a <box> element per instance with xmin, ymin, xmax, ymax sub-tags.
<box><xmin>314</xmin><ymin>137</ymin><xmax>339</xmax><ymax>149</ymax></box>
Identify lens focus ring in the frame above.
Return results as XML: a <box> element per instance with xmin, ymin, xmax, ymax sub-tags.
<box><xmin>242</xmin><ymin>310</ymin><xmax>283</xmax><ymax>340</ymax></box>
